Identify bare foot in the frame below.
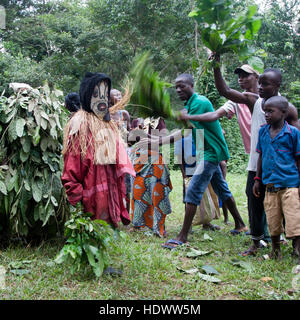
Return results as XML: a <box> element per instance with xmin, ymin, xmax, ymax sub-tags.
<box><xmin>269</xmin><ymin>250</ymin><xmax>282</xmax><ymax>260</ymax></box>
<box><xmin>237</xmin><ymin>226</ymin><xmax>248</xmax><ymax>232</ymax></box>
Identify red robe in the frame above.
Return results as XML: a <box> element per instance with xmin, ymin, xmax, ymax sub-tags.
<box><xmin>61</xmin><ymin>135</ymin><xmax>135</xmax><ymax>227</ymax></box>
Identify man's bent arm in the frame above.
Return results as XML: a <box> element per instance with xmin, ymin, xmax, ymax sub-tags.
<box><xmin>187</xmin><ymin>108</ymin><xmax>226</xmax><ymax>122</ymax></box>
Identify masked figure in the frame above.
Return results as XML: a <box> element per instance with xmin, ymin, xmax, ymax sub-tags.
<box><xmin>61</xmin><ymin>72</ymin><xmax>135</xmax><ymax>227</ymax></box>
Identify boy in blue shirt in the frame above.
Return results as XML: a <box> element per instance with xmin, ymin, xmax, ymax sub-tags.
<box><xmin>253</xmin><ymin>96</ymin><xmax>300</xmax><ymax>268</ymax></box>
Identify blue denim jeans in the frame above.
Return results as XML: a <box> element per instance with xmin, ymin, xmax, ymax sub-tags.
<box><xmin>184</xmin><ymin>161</ymin><xmax>232</xmax><ymax>206</ymax></box>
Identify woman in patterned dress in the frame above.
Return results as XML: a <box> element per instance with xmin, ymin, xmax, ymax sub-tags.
<box><xmin>130</xmin><ymin>117</ymin><xmax>172</xmax><ymax>237</ymax></box>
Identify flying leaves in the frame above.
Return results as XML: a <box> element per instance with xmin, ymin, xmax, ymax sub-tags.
<box><xmin>129</xmin><ymin>52</ymin><xmax>188</xmax><ymax>127</ymax></box>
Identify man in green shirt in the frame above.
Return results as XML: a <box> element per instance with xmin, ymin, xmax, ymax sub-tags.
<box><xmin>163</xmin><ymin>74</ymin><xmax>247</xmax><ymax>248</ymax></box>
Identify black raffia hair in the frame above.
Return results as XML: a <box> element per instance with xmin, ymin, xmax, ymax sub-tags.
<box><xmin>65</xmin><ymin>92</ymin><xmax>81</xmax><ymax>113</ymax></box>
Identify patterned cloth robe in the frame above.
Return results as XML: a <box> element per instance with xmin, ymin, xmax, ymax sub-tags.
<box><xmin>130</xmin><ymin>117</ymin><xmax>172</xmax><ymax>236</ymax></box>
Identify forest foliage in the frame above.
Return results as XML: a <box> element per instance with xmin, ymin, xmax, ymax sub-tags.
<box><xmin>0</xmin><ymin>0</ymin><xmax>299</xmax><ymax>171</ymax></box>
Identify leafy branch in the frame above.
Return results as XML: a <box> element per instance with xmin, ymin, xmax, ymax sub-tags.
<box><xmin>189</xmin><ymin>0</ymin><xmax>264</xmax><ymax>72</ymax></box>
<box><xmin>55</xmin><ymin>208</ymin><xmax>122</xmax><ymax>278</ymax></box>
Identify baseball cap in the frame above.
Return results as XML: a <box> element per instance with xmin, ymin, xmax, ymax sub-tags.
<box><xmin>234</xmin><ymin>64</ymin><xmax>259</xmax><ymax>76</ymax></box>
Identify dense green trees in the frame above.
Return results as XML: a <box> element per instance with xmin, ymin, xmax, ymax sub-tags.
<box><xmin>0</xmin><ymin>0</ymin><xmax>299</xmax><ymax>167</ymax></box>
<box><xmin>1</xmin><ymin>0</ymin><xmax>299</xmax><ymax>100</ymax></box>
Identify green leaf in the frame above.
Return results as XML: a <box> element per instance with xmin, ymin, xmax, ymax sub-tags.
<box><xmin>247</xmin><ymin>56</ymin><xmax>264</xmax><ymax>74</ymax></box>
<box><xmin>20</xmin><ymin>149</ymin><xmax>30</xmax><ymax>162</ymax></box>
<box><xmin>247</xmin><ymin>5</ymin><xmax>258</xmax><ymax>18</ymax></box>
<box><xmin>50</xmin><ymin>196</ymin><xmax>58</xmax><ymax>207</ymax></box>
<box><xmin>201</xmin><ymin>265</ymin><xmax>219</xmax><ymax>275</ymax></box>
<box><xmin>7</xmin><ymin>174</ymin><xmax>17</xmax><ymax>192</ymax></box>
<box><xmin>24</xmin><ymin>179</ymin><xmax>31</xmax><ymax>192</ymax></box>
<box><xmin>21</xmin><ymin>136</ymin><xmax>31</xmax><ymax>153</ymax></box>
<box><xmin>0</xmin><ymin>181</ymin><xmax>7</xmax><ymax>195</ymax></box>
<box><xmin>197</xmin><ymin>272</ymin><xmax>222</xmax><ymax>283</ymax></box>
<box><xmin>54</xmin><ymin>250</ymin><xmax>67</xmax><ymax>264</ymax></box>
<box><xmin>32</xmin><ymin>125</ymin><xmax>41</xmax><ymax>146</ymax></box>
<box><xmin>32</xmin><ymin>179</ymin><xmax>43</xmax><ymax>202</ymax></box>
<box><xmin>67</xmin><ymin>247</ymin><xmax>77</xmax><ymax>260</ymax></box>
<box><xmin>42</xmin><ymin>205</ymin><xmax>55</xmax><ymax>226</ymax></box>
<box><xmin>8</xmin><ymin>119</ymin><xmax>18</xmax><ymax>141</ymax></box>
<box><xmin>88</xmin><ymin>245</ymin><xmax>99</xmax><ymax>256</ymax></box>
<box><xmin>209</xmin><ymin>30</ymin><xmax>223</xmax><ymax>52</ymax></box>
<box><xmin>84</xmin><ymin>245</ymin><xmax>96</xmax><ymax>267</ymax></box>
<box><xmin>188</xmin><ymin>10</ymin><xmax>199</xmax><ymax>18</ymax></box>
<box><xmin>177</xmin><ymin>267</ymin><xmax>199</xmax><ymax>274</ymax></box>
<box><xmin>187</xmin><ymin>248</ymin><xmax>213</xmax><ymax>258</ymax></box>
<box><xmin>9</xmin><ymin>260</ymin><xmax>32</xmax><ymax>269</ymax></box>
<box><xmin>203</xmin><ymin>233</ymin><xmax>213</xmax><ymax>241</ymax></box>
<box><xmin>4</xmin><ymin>108</ymin><xmax>17</xmax><ymax>124</ymax></box>
<box><xmin>40</xmin><ymin>118</ymin><xmax>48</xmax><ymax>130</ymax></box>
<box><xmin>251</xmin><ymin>19</ymin><xmax>262</xmax><ymax>34</ymax></box>
<box><xmin>230</xmin><ymin>259</ymin><xmax>253</xmax><ymax>271</ymax></box>
<box><xmin>94</xmin><ymin>250</ymin><xmax>105</xmax><ymax>277</ymax></box>
<box><xmin>16</xmin><ymin>118</ymin><xmax>26</xmax><ymax>137</ymax></box>
<box><xmin>40</xmin><ymin>137</ymin><xmax>48</xmax><ymax>152</ymax></box>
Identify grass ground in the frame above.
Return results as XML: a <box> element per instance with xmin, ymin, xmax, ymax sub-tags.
<box><xmin>0</xmin><ymin>171</ymin><xmax>299</xmax><ymax>300</ymax></box>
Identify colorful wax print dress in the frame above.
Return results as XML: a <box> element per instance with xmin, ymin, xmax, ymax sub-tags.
<box><xmin>130</xmin><ymin>117</ymin><xmax>172</xmax><ymax>237</ymax></box>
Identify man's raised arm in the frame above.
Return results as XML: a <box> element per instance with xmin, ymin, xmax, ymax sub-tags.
<box><xmin>213</xmin><ymin>55</ymin><xmax>258</xmax><ymax>113</ymax></box>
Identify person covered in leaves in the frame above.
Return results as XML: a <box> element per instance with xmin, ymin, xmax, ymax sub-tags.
<box><xmin>253</xmin><ymin>96</ymin><xmax>300</xmax><ymax>271</ymax></box>
<box><xmin>61</xmin><ymin>72</ymin><xmax>135</xmax><ymax>228</ymax></box>
<box><xmin>162</xmin><ymin>73</ymin><xmax>248</xmax><ymax>249</ymax></box>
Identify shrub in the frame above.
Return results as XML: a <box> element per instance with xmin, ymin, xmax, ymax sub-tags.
<box><xmin>0</xmin><ymin>82</ymin><xmax>69</xmax><ymax>242</ymax></box>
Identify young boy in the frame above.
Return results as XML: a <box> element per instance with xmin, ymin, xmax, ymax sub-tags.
<box><xmin>253</xmin><ymin>96</ymin><xmax>300</xmax><ymax>269</ymax></box>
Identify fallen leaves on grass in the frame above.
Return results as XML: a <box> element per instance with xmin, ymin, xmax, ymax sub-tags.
<box><xmin>177</xmin><ymin>265</ymin><xmax>221</xmax><ymax>283</ymax></box>
<box><xmin>176</xmin><ymin>267</ymin><xmax>199</xmax><ymax>274</ymax></box>
<box><xmin>201</xmin><ymin>265</ymin><xmax>219</xmax><ymax>275</ymax></box>
<box><xmin>230</xmin><ymin>259</ymin><xmax>253</xmax><ymax>271</ymax></box>
<box><xmin>203</xmin><ymin>233</ymin><xmax>213</xmax><ymax>241</ymax></box>
<box><xmin>186</xmin><ymin>248</ymin><xmax>213</xmax><ymax>258</ymax></box>
<box><xmin>8</xmin><ymin>260</ymin><xmax>33</xmax><ymax>276</ymax></box>
<box><xmin>197</xmin><ymin>272</ymin><xmax>222</xmax><ymax>283</ymax></box>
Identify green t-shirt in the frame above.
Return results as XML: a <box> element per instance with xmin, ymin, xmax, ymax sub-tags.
<box><xmin>185</xmin><ymin>93</ymin><xmax>230</xmax><ymax>164</ymax></box>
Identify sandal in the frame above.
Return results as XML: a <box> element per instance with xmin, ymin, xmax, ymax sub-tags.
<box><xmin>239</xmin><ymin>244</ymin><xmax>263</xmax><ymax>257</ymax></box>
<box><xmin>161</xmin><ymin>239</ymin><xmax>186</xmax><ymax>250</ymax></box>
<box><xmin>230</xmin><ymin>227</ymin><xmax>248</xmax><ymax>235</ymax></box>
